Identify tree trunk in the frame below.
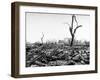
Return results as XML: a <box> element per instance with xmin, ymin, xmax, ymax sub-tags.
<box><xmin>41</xmin><ymin>33</ymin><xmax>44</xmax><ymax>44</ymax></box>
<box><xmin>70</xmin><ymin>34</ymin><xmax>74</xmax><ymax>47</ymax></box>
<box><xmin>65</xmin><ymin>14</ymin><xmax>82</xmax><ymax>47</ymax></box>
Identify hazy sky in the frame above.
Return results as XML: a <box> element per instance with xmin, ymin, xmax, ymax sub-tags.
<box><xmin>26</xmin><ymin>12</ymin><xmax>90</xmax><ymax>43</ymax></box>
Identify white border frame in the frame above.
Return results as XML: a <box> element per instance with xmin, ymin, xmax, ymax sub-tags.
<box><xmin>19</xmin><ymin>6</ymin><xmax>96</xmax><ymax>75</ymax></box>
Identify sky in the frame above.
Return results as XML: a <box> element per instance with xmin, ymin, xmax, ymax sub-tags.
<box><xmin>26</xmin><ymin>12</ymin><xmax>90</xmax><ymax>43</ymax></box>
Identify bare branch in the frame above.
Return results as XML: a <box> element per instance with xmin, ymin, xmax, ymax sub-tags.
<box><xmin>74</xmin><ymin>25</ymin><xmax>82</xmax><ymax>34</ymax></box>
<box><xmin>69</xmin><ymin>27</ymin><xmax>73</xmax><ymax>36</ymax></box>
<box><xmin>42</xmin><ymin>32</ymin><xmax>44</xmax><ymax>37</ymax></box>
<box><xmin>74</xmin><ymin>15</ymin><xmax>78</xmax><ymax>26</ymax></box>
<box><xmin>64</xmin><ymin>22</ymin><xmax>70</xmax><ymax>27</ymax></box>
<box><xmin>71</xmin><ymin>14</ymin><xmax>75</xmax><ymax>29</ymax></box>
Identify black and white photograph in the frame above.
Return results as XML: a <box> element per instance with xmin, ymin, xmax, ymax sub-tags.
<box><xmin>26</xmin><ymin>13</ymin><xmax>90</xmax><ymax>67</ymax></box>
<box><xmin>11</xmin><ymin>2</ymin><xmax>97</xmax><ymax>78</ymax></box>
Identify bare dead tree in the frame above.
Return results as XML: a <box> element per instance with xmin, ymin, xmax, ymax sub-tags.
<box><xmin>41</xmin><ymin>32</ymin><xmax>44</xmax><ymax>44</ymax></box>
<box><xmin>65</xmin><ymin>14</ymin><xmax>82</xmax><ymax>46</ymax></box>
